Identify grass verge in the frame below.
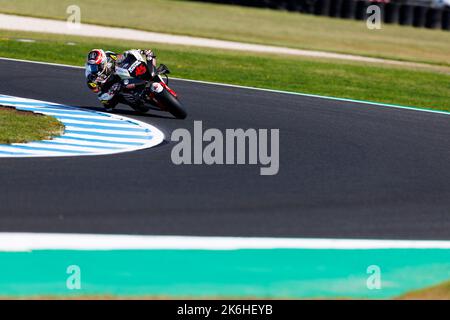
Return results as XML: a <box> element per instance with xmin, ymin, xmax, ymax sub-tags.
<box><xmin>0</xmin><ymin>30</ymin><xmax>449</xmax><ymax>112</ymax></box>
<box><xmin>0</xmin><ymin>106</ymin><xmax>64</xmax><ymax>144</ymax></box>
<box><xmin>0</xmin><ymin>0</ymin><xmax>449</xmax><ymax>66</ymax></box>
<box><xmin>397</xmin><ymin>280</ymin><xmax>450</xmax><ymax>300</ymax></box>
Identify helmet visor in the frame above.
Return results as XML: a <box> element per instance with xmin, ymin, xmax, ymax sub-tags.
<box><xmin>87</xmin><ymin>63</ymin><xmax>100</xmax><ymax>74</ymax></box>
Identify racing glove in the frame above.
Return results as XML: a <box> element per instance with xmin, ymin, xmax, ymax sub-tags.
<box><xmin>87</xmin><ymin>74</ymin><xmax>101</xmax><ymax>93</ymax></box>
<box><xmin>141</xmin><ymin>49</ymin><xmax>156</xmax><ymax>62</ymax></box>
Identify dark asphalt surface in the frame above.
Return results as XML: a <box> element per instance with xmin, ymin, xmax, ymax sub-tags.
<box><xmin>0</xmin><ymin>59</ymin><xmax>449</xmax><ymax>239</ymax></box>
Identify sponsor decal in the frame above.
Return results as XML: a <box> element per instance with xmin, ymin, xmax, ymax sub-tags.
<box><xmin>134</xmin><ymin>64</ymin><xmax>147</xmax><ymax>76</ymax></box>
<box><xmin>128</xmin><ymin>60</ymin><xmax>141</xmax><ymax>73</ymax></box>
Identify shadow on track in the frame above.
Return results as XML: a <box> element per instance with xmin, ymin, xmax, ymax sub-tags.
<box><xmin>76</xmin><ymin>105</ymin><xmax>176</xmax><ymax>119</ymax></box>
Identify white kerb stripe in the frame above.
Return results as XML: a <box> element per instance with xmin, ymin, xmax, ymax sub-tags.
<box><xmin>60</xmin><ymin>119</ymin><xmax>142</xmax><ymax>128</ymax></box>
<box><xmin>21</xmin><ymin>142</ymin><xmax>116</xmax><ymax>153</ymax></box>
<box><xmin>65</xmin><ymin>126</ymin><xmax>150</xmax><ymax>136</ymax></box>
<box><xmin>63</xmin><ymin>133</ymin><xmax>150</xmax><ymax>143</ymax></box>
<box><xmin>52</xmin><ymin>138</ymin><xmax>137</xmax><ymax>148</ymax></box>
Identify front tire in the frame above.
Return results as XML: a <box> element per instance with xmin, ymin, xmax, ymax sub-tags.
<box><xmin>157</xmin><ymin>90</ymin><xmax>187</xmax><ymax>119</ymax></box>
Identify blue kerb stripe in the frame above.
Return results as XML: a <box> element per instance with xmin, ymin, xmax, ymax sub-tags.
<box><xmin>65</xmin><ymin>130</ymin><xmax>152</xmax><ymax>139</ymax></box>
<box><xmin>0</xmin><ymin>99</ymin><xmax>73</xmax><ymax>109</ymax></box>
<box><xmin>60</xmin><ymin>136</ymin><xmax>144</xmax><ymax>146</ymax></box>
<box><xmin>37</xmin><ymin>141</ymin><xmax>122</xmax><ymax>150</ymax></box>
<box><xmin>0</xmin><ymin>150</ymin><xmax>33</xmax><ymax>155</ymax></box>
<box><xmin>0</xmin><ymin>100</ymin><xmax>73</xmax><ymax>110</ymax></box>
<box><xmin>0</xmin><ymin>101</ymin><xmax>107</xmax><ymax>116</ymax></box>
<box><xmin>14</xmin><ymin>106</ymin><xmax>104</xmax><ymax>116</ymax></box>
<box><xmin>15</xmin><ymin>108</ymin><xmax>102</xmax><ymax>117</ymax></box>
<box><xmin>66</xmin><ymin>123</ymin><xmax>148</xmax><ymax>132</ymax></box>
<box><xmin>7</xmin><ymin>145</ymin><xmax>90</xmax><ymax>154</ymax></box>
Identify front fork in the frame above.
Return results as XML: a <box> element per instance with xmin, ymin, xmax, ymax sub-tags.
<box><xmin>145</xmin><ymin>78</ymin><xmax>178</xmax><ymax>110</ymax></box>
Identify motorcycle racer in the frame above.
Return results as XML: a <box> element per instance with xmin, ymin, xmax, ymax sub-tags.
<box><xmin>85</xmin><ymin>48</ymin><xmax>157</xmax><ymax>110</ymax></box>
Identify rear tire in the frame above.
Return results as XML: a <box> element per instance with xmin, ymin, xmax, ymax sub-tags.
<box><xmin>157</xmin><ymin>90</ymin><xmax>187</xmax><ymax>119</ymax></box>
<box><xmin>102</xmin><ymin>95</ymin><xmax>119</xmax><ymax>110</ymax></box>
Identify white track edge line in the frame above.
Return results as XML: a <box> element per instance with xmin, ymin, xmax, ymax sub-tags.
<box><xmin>0</xmin><ymin>233</ymin><xmax>450</xmax><ymax>251</ymax></box>
<box><xmin>0</xmin><ymin>57</ymin><xmax>448</xmax><ymax>116</ymax></box>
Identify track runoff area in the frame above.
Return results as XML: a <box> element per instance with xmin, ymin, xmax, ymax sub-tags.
<box><xmin>0</xmin><ymin>58</ymin><xmax>449</xmax><ymax>298</ymax></box>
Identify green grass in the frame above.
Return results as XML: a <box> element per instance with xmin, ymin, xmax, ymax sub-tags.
<box><xmin>0</xmin><ymin>0</ymin><xmax>449</xmax><ymax>66</ymax></box>
<box><xmin>0</xmin><ymin>30</ymin><xmax>449</xmax><ymax>111</ymax></box>
<box><xmin>0</xmin><ymin>106</ymin><xmax>64</xmax><ymax>144</ymax></box>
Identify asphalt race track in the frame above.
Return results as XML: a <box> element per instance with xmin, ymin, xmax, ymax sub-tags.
<box><xmin>0</xmin><ymin>59</ymin><xmax>449</xmax><ymax>240</ymax></box>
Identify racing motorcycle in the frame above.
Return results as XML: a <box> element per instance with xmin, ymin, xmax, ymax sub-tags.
<box><xmin>102</xmin><ymin>50</ymin><xmax>187</xmax><ymax>119</ymax></box>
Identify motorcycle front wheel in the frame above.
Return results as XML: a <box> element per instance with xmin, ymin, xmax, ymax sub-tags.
<box><xmin>157</xmin><ymin>89</ymin><xmax>187</xmax><ymax>119</ymax></box>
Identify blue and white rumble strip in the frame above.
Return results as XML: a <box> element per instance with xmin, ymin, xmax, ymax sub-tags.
<box><xmin>0</xmin><ymin>95</ymin><xmax>164</xmax><ymax>157</ymax></box>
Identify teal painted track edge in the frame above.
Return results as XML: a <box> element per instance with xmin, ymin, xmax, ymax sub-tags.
<box><xmin>0</xmin><ymin>249</ymin><xmax>449</xmax><ymax>299</ymax></box>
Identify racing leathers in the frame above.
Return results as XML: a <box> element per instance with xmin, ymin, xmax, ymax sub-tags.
<box><xmin>85</xmin><ymin>49</ymin><xmax>157</xmax><ymax>110</ymax></box>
